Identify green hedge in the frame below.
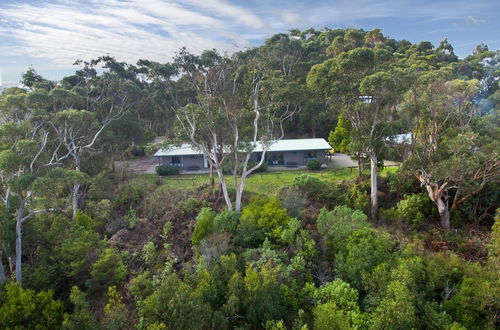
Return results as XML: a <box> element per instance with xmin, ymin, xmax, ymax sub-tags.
<box><xmin>156</xmin><ymin>165</ymin><xmax>180</xmax><ymax>176</ymax></box>
<box><xmin>307</xmin><ymin>159</ymin><xmax>322</xmax><ymax>171</ymax></box>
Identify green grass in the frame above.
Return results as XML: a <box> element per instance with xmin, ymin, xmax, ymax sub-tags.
<box><xmin>129</xmin><ymin>166</ymin><xmax>399</xmax><ymax>197</ymax></box>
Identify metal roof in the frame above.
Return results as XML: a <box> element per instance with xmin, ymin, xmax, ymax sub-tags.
<box><xmin>154</xmin><ymin>138</ymin><xmax>331</xmax><ymax>157</ymax></box>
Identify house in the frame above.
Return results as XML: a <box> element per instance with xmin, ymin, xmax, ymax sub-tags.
<box><xmin>154</xmin><ymin>138</ymin><xmax>332</xmax><ymax>171</ymax></box>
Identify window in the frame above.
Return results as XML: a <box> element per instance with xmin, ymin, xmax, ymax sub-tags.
<box><xmin>171</xmin><ymin>156</ymin><xmax>182</xmax><ymax>166</ymax></box>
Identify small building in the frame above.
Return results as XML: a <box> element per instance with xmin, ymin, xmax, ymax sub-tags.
<box><xmin>154</xmin><ymin>138</ymin><xmax>332</xmax><ymax>172</ymax></box>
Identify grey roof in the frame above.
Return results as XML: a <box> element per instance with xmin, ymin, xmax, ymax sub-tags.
<box><xmin>154</xmin><ymin>138</ymin><xmax>331</xmax><ymax>157</ymax></box>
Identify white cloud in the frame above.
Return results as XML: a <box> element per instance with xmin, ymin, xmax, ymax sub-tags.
<box><xmin>466</xmin><ymin>16</ymin><xmax>487</xmax><ymax>24</ymax></box>
<box><xmin>0</xmin><ymin>0</ymin><xmax>497</xmax><ymax>80</ymax></box>
<box><xmin>0</xmin><ymin>0</ymin><xmax>259</xmax><ymax>68</ymax></box>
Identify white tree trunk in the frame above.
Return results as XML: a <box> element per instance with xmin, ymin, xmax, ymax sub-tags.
<box><xmin>15</xmin><ymin>199</ymin><xmax>25</xmax><ymax>285</ymax></box>
<box><xmin>369</xmin><ymin>153</ymin><xmax>378</xmax><ymax>220</ymax></box>
<box><xmin>72</xmin><ymin>183</ymin><xmax>80</xmax><ymax>222</ymax></box>
<box><xmin>0</xmin><ymin>252</ymin><xmax>6</xmax><ymax>284</ymax></box>
<box><xmin>215</xmin><ymin>167</ymin><xmax>233</xmax><ymax>211</ymax></box>
<box><xmin>436</xmin><ymin>198</ymin><xmax>451</xmax><ymax>229</ymax></box>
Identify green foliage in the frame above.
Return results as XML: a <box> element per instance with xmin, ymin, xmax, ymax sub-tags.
<box><xmin>0</xmin><ymin>282</ymin><xmax>64</xmax><ymax>329</ymax></box>
<box><xmin>87</xmin><ymin>248</ymin><xmax>127</xmax><ymax>292</ymax></box>
<box><xmin>240</xmin><ymin>197</ymin><xmax>292</xmax><ymax>241</ymax></box>
<box><xmin>142</xmin><ymin>242</ymin><xmax>157</xmax><ymax>268</ymax></box>
<box><xmin>313</xmin><ymin>280</ymin><xmax>360</xmax><ymax>312</ymax></box>
<box><xmin>443</xmin><ymin>277</ymin><xmax>495</xmax><ymax>329</ymax></box>
<box><xmin>113</xmin><ymin>183</ymin><xmax>144</xmax><ymax>211</ymax></box>
<box><xmin>178</xmin><ymin>197</ymin><xmax>200</xmax><ymax>214</ymax></box>
<box><xmin>279</xmin><ymin>187</ymin><xmax>307</xmax><ymax>218</ymax></box>
<box><xmin>57</xmin><ymin>225</ymin><xmax>103</xmax><ymax>286</ymax></box>
<box><xmin>241</xmin><ymin>263</ymin><xmax>287</xmax><ymax>327</ymax></box>
<box><xmin>88</xmin><ymin>172</ymin><xmax>114</xmax><ymax>201</ymax></box>
<box><xmin>328</xmin><ymin>114</ymin><xmax>352</xmax><ymax>153</ymax></box>
<box><xmin>191</xmin><ymin>207</ymin><xmax>216</xmax><ymax>247</ymax></box>
<box><xmin>102</xmin><ymin>286</ymin><xmax>128</xmax><ymax>330</ymax></box>
<box><xmin>155</xmin><ymin>165</ymin><xmax>180</xmax><ymax>176</ymax></box>
<box><xmin>335</xmin><ymin>228</ymin><xmax>395</xmax><ymax>292</ymax></box>
<box><xmin>316</xmin><ymin>206</ymin><xmax>370</xmax><ymax>256</ymax></box>
<box><xmin>394</xmin><ymin>193</ymin><xmax>432</xmax><ymax>228</ymax></box>
<box><xmin>293</xmin><ymin>174</ymin><xmax>328</xmax><ymax>200</ymax></box>
<box><xmin>213</xmin><ymin>210</ymin><xmax>240</xmax><ymax>234</ymax></box>
<box><xmin>75</xmin><ymin>211</ymin><xmax>96</xmax><ymax>230</ymax></box>
<box><xmin>306</xmin><ymin>158</ymin><xmax>322</xmax><ymax>171</ymax></box>
<box><xmin>313</xmin><ymin>302</ymin><xmax>352</xmax><ymax>330</ymax></box>
<box><xmin>346</xmin><ymin>183</ymin><xmax>369</xmax><ymax>212</ymax></box>
<box><xmin>137</xmin><ymin>273</ymin><xmax>213</xmax><ymax>330</ymax></box>
<box><xmin>62</xmin><ymin>286</ymin><xmax>97</xmax><ymax>330</ymax></box>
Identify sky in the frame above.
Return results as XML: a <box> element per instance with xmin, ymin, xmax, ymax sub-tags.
<box><xmin>1</xmin><ymin>0</ymin><xmax>499</xmax><ymax>87</ymax></box>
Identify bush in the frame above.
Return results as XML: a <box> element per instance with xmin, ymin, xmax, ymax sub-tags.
<box><xmin>240</xmin><ymin>197</ymin><xmax>291</xmax><ymax>241</ymax></box>
<box><xmin>279</xmin><ymin>187</ymin><xmax>307</xmax><ymax>218</ymax></box>
<box><xmin>192</xmin><ymin>207</ymin><xmax>216</xmax><ymax>247</ymax></box>
<box><xmin>293</xmin><ymin>174</ymin><xmax>328</xmax><ymax>195</ymax></box>
<box><xmin>306</xmin><ymin>158</ymin><xmax>322</xmax><ymax>171</ymax></box>
<box><xmin>155</xmin><ymin>165</ymin><xmax>180</xmax><ymax>176</ymax></box>
<box><xmin>0</xmin><ymin>282</ymin><xmax>64</xmax><ymax>329</ymax></box>
<box><xmin>316</xmin><ymin>206</ymin><xmax>370</xmax><ymax>256</ymax></box>
<box><xmin>213</xmin><ymin>211</ymin><xmax>240</xmax><ymax>234</ymax></box>
<box><xmin>113</xmin><ymin>183</ymin><xmax>144</xmax><ymax>212</ymax></box>
<box><xmin>335</xmin><ymin>228</ymin><xmax>395</xmax><ymax>291</ymax></box>
<box><xmin>87</xmin><ymin>248</ymin><xmax>127</xmax><ymax>292</ymax></box>
<box><xmin>395</xmin><ymin>193</ymin><xmax>432</xmax><ymax>228</ymax></box>
<box><xmin>178</xmin><ymin>197</ymin><xmax>200</xmax><ymax>214</ymax></box>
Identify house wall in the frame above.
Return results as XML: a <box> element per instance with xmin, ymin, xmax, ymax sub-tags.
<box><xmin>182</xmin><ymin>155</ymin><xmax>205</xmax><ymax>169</ymax></box>
<box><xmin>284</xmin><ymin>151</ymin><xmax>305</xmax><ymax>165</ymax></box>
<box><xmin>159</xmin><ymin>156</ymin><xmax>171</xmax><ymax>166</ymax></box>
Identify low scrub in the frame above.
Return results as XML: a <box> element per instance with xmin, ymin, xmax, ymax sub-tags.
<box><xmin>156</xmin><ymin>165</ymin><xmax>180</xmax><ymax>176</ymax></box>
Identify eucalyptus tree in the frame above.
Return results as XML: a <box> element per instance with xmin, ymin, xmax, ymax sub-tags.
<box><xmin>0</xmin><ymin>120</ymin><xmax>63</xmax><ymax>284</ymax></box>
<box><xmin>49</xmin><ymin>65</ymin><xmax>140</xmax><ymax>221</ymax></box>
<box><xmin>307</xmin><ymin>45</ymin><xmax>400</xmax><ymax>219</ymax></box>
<box><xmin>174</xmin><ymin>51</ymin><xmax>300</xmax><ymax>211</ymax></box>
<box><xmin>402</xmin><ymin>72</ymin><xmax>499</xmax><ymax>228</ymax></box>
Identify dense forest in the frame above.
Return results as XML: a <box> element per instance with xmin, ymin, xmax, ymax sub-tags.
<box><xmin>0</xmin><ymin>27</ymin><xmax>499</xmax><ymax>329</ymax></box>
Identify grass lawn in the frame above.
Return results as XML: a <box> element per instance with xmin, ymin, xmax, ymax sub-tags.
<box><xmin>130</xmin><ymin>166</ymin><xmax>399</xmax><ymax>196</ymax></box>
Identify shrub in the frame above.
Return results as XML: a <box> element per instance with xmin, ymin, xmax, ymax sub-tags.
<box><xmin>395</xmin><ymin>193</ymin><xmax>432</xmax><ymax>228</ymax></box>
<box><xmin>240</xmin><ymin>197</ymin><xmax>291</xmax><ymax>241</ymax></box>
<box><xmin>113</xmin><ymin>183</ymin><xmax>144</xmax><ymax>212</ymax></box>
<box><xmin>213</xmin><ymin>211</ymin><xmax>240</xmax><ymax>234</ymax></box>
<box><xmin>191</xmin><ymin>208</ymin><xmax>216</xmax><ymax>247</ymax></box>
<box><xmin>316</xmin><ymin>205</ymin><xmax>370</xmax><ymax>256</ymax></box>
<box><xmin>306</xmin><ymin>158</ymin><xmax>322</xmax><ymax>171</ymax></box>
<box><xmin>313</xmin><ymin>279</ymin><xmax>360</xmax><ymax>312</ymax></box>
<box><xmin>0</xmin><ymin>282</ymin><xmax>64</xmax><ymax>329</ymax></box>
<box><xmin>278</xmin><ymin>188</ymin><xmax>307</xmax><ymax>218</ymax></box>
<box><xmin>178</xmin><ymin>197</ymin><xmax>200</xmax><ymax>214</ymax></box>
<box><xmin>346</xmin><ymin>183</ymin><xmax>369</xmax><ymax>212</ymax></box>
<box><xmin>88</xmin><ymin>172</ymin><xmax>114</xmax><ymax>200</ymax></box>
<box><xmin>293</xmin><ymin>174</ymin><xmax>328</xmax><ymax>195</ymax></box>
<box><xmin>87</xmin><ymin>248</ymin><xmax>127</xmax><ymax>291</ymax></box>
<box><xmin>335</xmin><ymin>228</ymin><xmax>395</xmax><ymax>291</ymax></box>
<box><xmin>155</xmin><ymin>165</ymin><xmax>180</xmax><ymax>176</ymax></box>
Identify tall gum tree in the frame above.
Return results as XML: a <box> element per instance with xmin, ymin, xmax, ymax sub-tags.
<box><xmin>403</xmin><ymin>73</ymin><xmax>499</xmax><ymax>228</ymax></box>
<box><xmin>0</xmin><ymin>121</ymin><xmax>63</xmax><ymax>285</ymax></box>
<box><xmin>307</xmin><ymin>46</ymin><xmax>400</xmax><ymax>219</ymax></box>
<box><xmin>174</xmin><ymin>52</ymin><xmax>300</xmax><ymax>211</ymax></box>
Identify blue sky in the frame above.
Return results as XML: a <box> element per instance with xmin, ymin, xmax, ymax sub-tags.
<box><xmin>1</xmin><ymin>0</ymin><xmax>499</xmax><ymax>87</ymax></box>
